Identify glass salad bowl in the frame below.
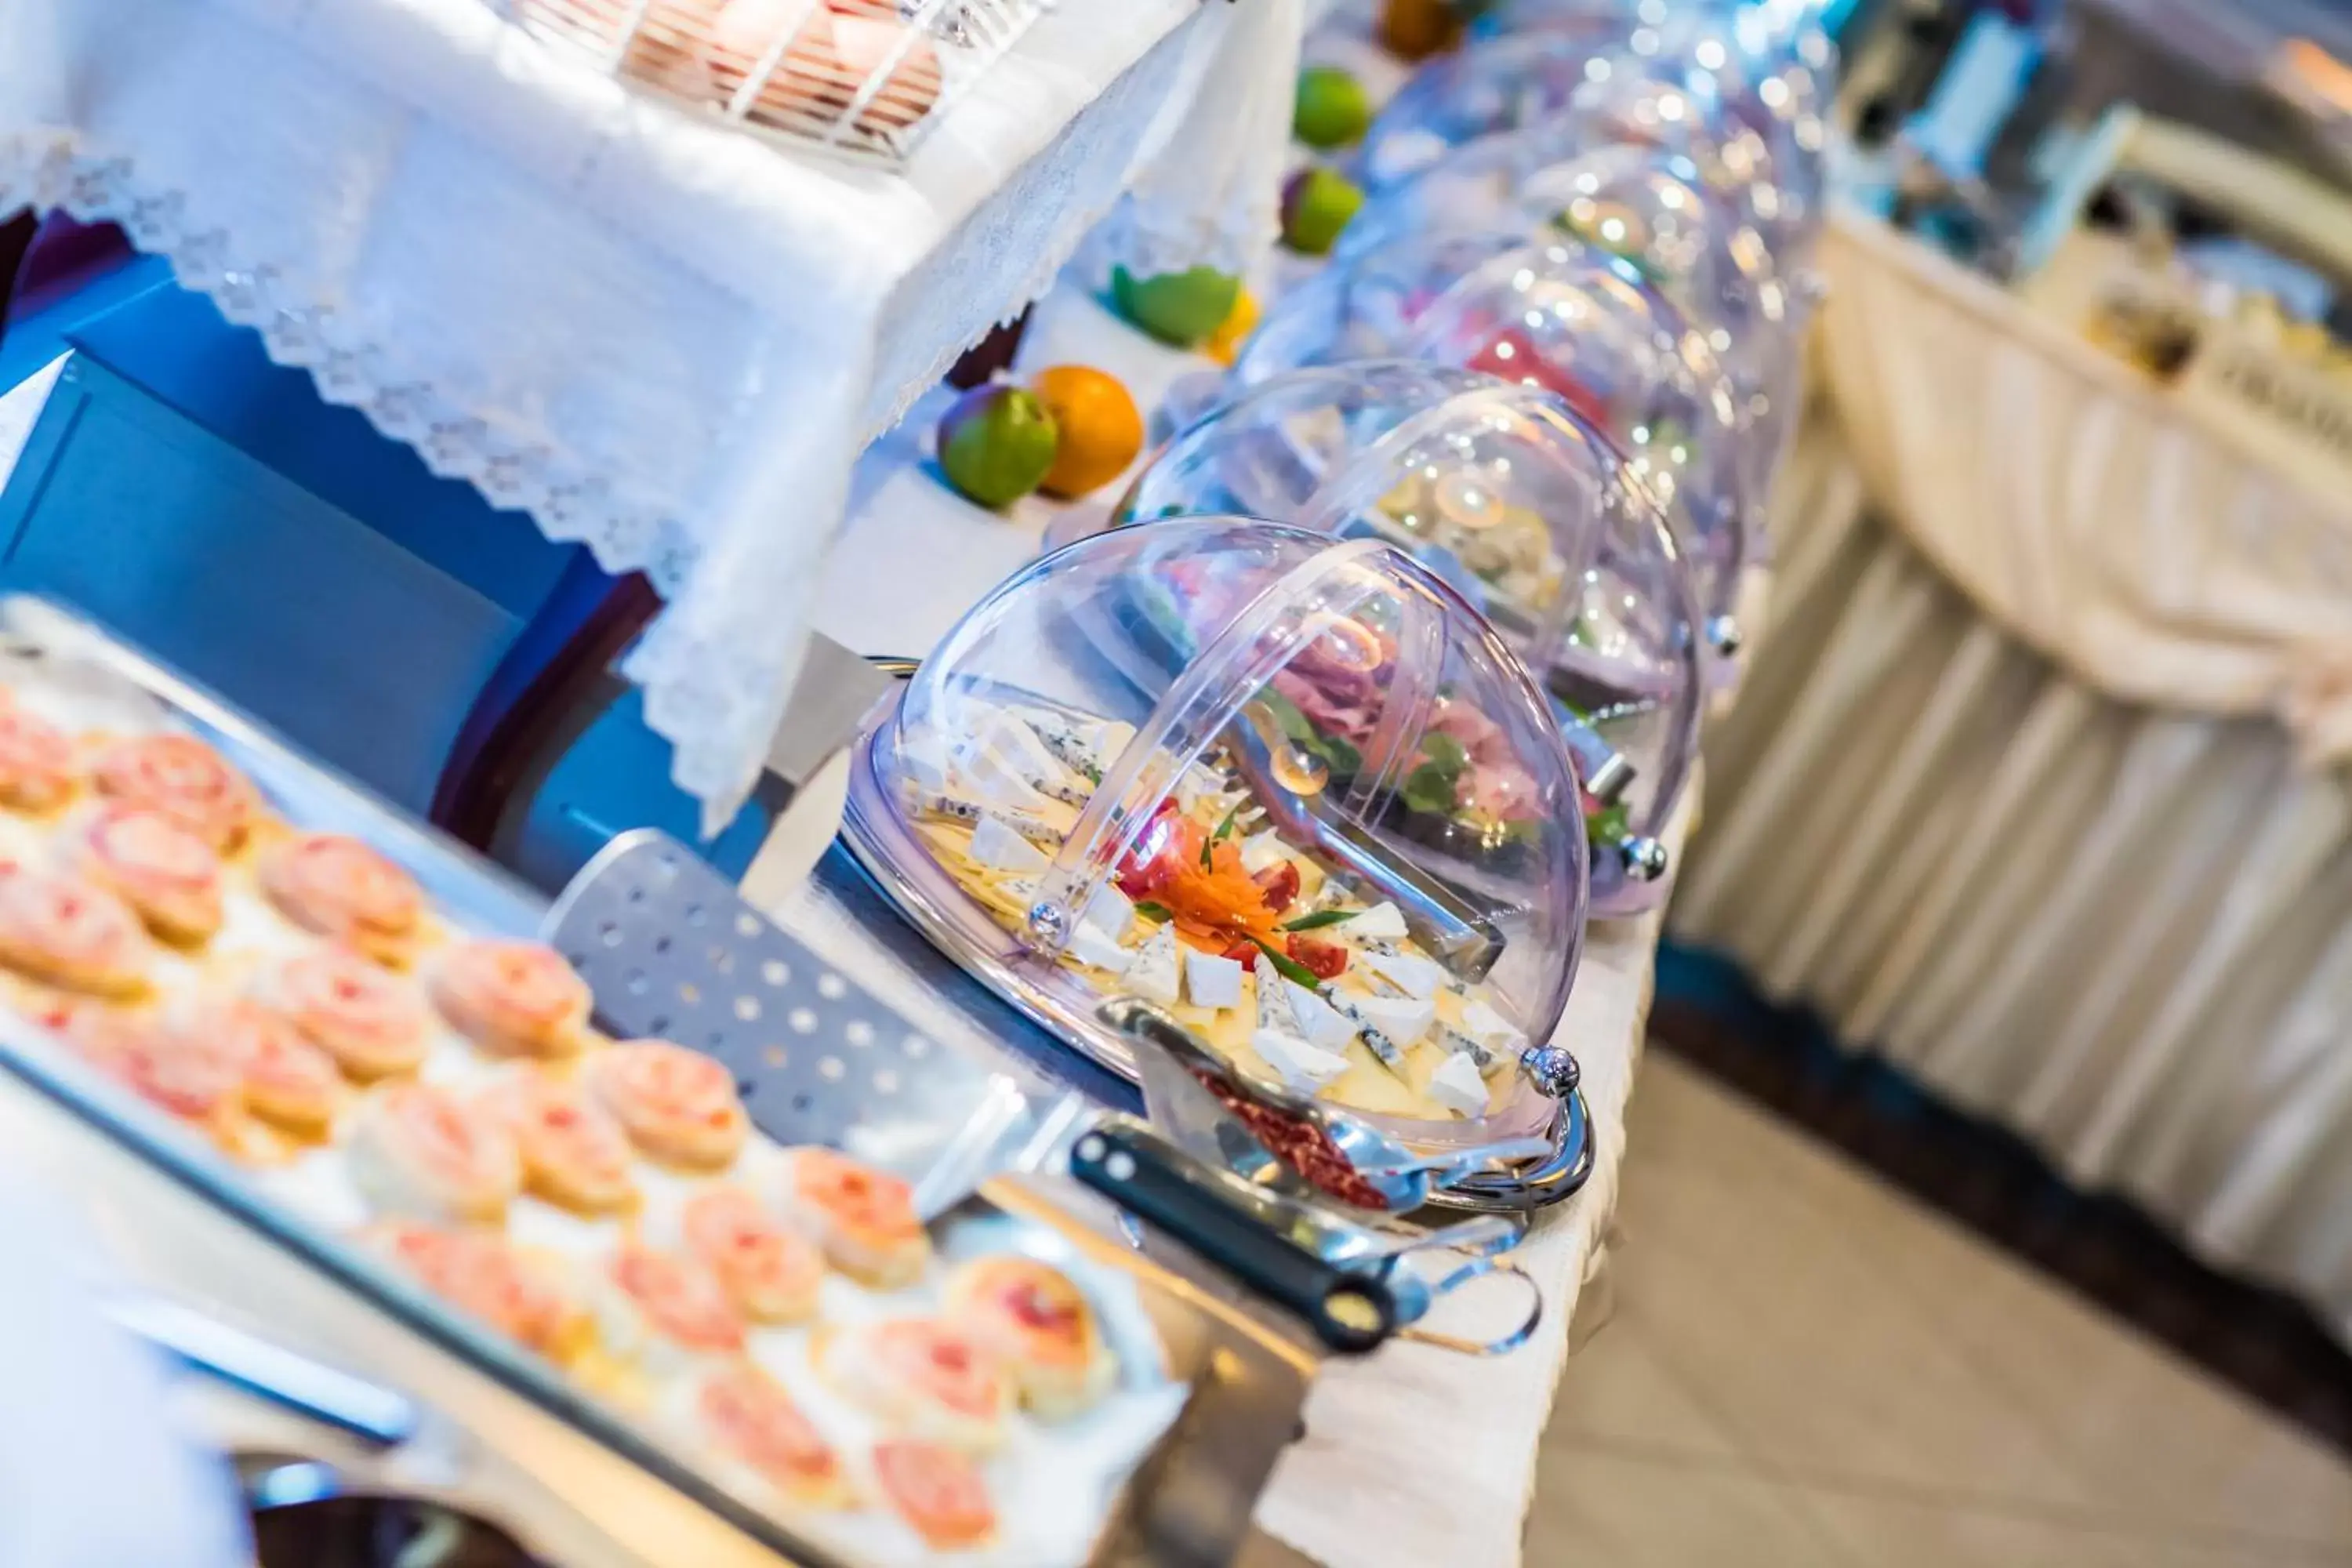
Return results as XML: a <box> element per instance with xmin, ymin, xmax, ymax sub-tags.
<box><xmin>838</xmin><ymin>517</ymin><xmax>1592</xmax><ymax>1152</ymax></box>
<box><xmin>1236</xmin><ymin>233</ymin><xmax>1754</xmax><ymax>658</ymax></box>
<box><xmin>1113</xmin><ymin>364</ymin><xmax>1700</xmax><ymax>916</ymax></box>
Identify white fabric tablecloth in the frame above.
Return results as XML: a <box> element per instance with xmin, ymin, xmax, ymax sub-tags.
<box><xmin>1674</xmin><ymin>388</ymin><xmax>2352</xmax><ymax>1351</ymax></box>
<box><xmin>1817</xmin><ymin>211</ymin><xmax>2352</xmax><ymax>767</ymax></box>
<box><xmin>0</xmin><ymin>0</ymin><xmax>1303</xmax><ymax>832</ymax></box>
<box><xmin>797</xmin><ymin>274</ymin><xmax>1681</xmax><ymax>1568</ymax></box>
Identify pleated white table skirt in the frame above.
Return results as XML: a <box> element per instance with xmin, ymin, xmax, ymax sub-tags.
<box><xmin>1671</xmin><ymin>409</ymin><xmax>2352</xmax><ymax>1346</ymax></box>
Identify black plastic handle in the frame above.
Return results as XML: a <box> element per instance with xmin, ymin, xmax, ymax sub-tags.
<box><xmin>1069</xmin><ymin>1120</ymin><xmax>1396</xmax><ymax>1353</ymax></box>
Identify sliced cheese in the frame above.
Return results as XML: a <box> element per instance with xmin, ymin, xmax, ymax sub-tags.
<box><xmin>1319</xmin><ymin>989</ymin><xmax>1407</xmax><ymax>1074</ymax></box>
<box><xmin>1343</xmin><ymin>901</ymin><xmax>1410</xmax><ymax>942</ymax></box>
<box><xmin>1184</xmin><ymin>949</ymin><xmax>1245</xmax><ymax>1011</ymax></box>
<box><xmin>1011</xmin><ymin>706</ymin><xmax>1110</xmax><ymax>779</ymax></box>
<box><xmin>1433</xmin><ymin>1018</ymin><xmax>1498</xmax><ymax>1074</ymax></box>
<box><xmin>1428</xmin><ymin>1051</ymin><xmax>1491</xmax><ymax>1117</ymax></box>
<box><xmin>1360</xmin><ymin>946</ymin><xmax>1443</xmax><ymax>1000</ymax></box>
<box><xmin>1254</xmin><ymin>972</ymin><xmax>1298</xmax><ymax>1036</ymax></box>
<box><xmin>1459</xmin><ymin>996</ymin><xmax>1526</xmax><ymax>1057</ymax></box>
<box><xmin>1065</xmin><ymin>923</ymin><xmax>1134</xmax><ymax>976</ymax></box>
<box><xmin>1345</xmin><ymin>991</ymin><xmax>1436</xmax><ymax>1047</ymax></box>
<box><xmin>1252</xmin><ymin>1028</ymin><xmax>1350</xmax><ymax>1093</ymax></box>
<box><xmin>1126</xmin><ymin>924</ymin><xmax>1181</xmax><ymax>1005</ymax></box>
<box><xmin>1284</xmin><ymin>981</ymin><xmax>1361</xmax><ymax>1054</ymax></box>
<box><xmin>1082</xmin><ymin>882</ymin><xmax>1136</xmax><ymax>945</ymax></box>
<box><xmin>915</xmin><ymin>791</ymin><xmax>1061</xmax><ymax>846</ymax></box>
<box><xmin>968</xmin><ymin>815</ymin><xmax>1051</xmax><ymax>873</ymax></box>
<box><xmin>898</xmin><ymin>724</ymin><xmax>953</xmax><ymax>793</ymax></box>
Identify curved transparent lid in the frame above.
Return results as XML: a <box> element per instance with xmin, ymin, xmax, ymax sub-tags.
<box><xmin>1353</xmin><ymin>31</ymin><xmax>1624</xmax><ymax>194</ymax></box>
<box><xmin>1230</xmin><ymin>234</ymin><xmax>1752</xmax><ymax>625</ymax></box>
<box><xmin>873</xmin><ymin>517</ymin><xmax>1591</xmax><ymax>1131</ymax></box>
<box><xmin>1113</xmin><ymin>368</ymin><xmax>1702</xmax><ymax>913</ymax></box>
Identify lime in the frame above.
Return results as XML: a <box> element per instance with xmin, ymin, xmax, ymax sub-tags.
<box><xmin>1281</xmin><ymin>167</ymin><xmax>1365</xmax><ymax>256</ymax></box>
<box><xmin>1110</xmin><ymin>266</ymin><xmax>1243</xmax><ymax>349</ymax></box>
<box><xmin>935</xmin><ymin>384</ymin><xmax>1058</xmax><ymax>510</ymax></box>
<box><xmin>1294</xmin><ymin>66</ymin><xmax>1372</xmax><ymax>150</ymax></box>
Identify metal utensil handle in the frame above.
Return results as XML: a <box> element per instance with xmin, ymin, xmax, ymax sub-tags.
<box><xmin>1392</xmin><ymin>1258</ymin><xmax>1544</xmax><ymax>1359</ymax></box>
<box><xmin>1069</xmin><ymin>1120</ymin><xmax>1396</xmax><ymax>1354</ymax></box>
<box><xmin>109</xmin><ymin>1294</ymin><xmax>420</xmax><ymax>1448</ymax></box>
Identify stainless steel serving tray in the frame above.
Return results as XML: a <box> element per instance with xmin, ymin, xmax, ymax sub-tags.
<box><xmin>0</xmin><ymin>596</ymin><xmax>1316</xmax><ymax>1567</ymax></box>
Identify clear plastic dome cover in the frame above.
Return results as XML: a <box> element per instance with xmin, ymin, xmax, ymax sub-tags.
<box><xmin>1479</xmin><ymin>0</ymin><xmax>1837</xmax><ymax>259</ymax></box>
<box><xmin>1116</xmin><ymin>364</ymin><xmax>1701</xmax><ymax>916</ymax></box>
<box><xmin>1345</xmin><ymin>133</ymin><xmax>1801</xmax><ymax>504</ymax></box>
<box><xmin>1235</xmin><ymin>231</ymin><xmax>1754</xmax><ymax>631</ymax></box>
<box><xmin>1352</xmin><ymin>31</ymin><xmax>1624</xmax><ymax>194</ymax></box>
<box><xmin>844</xmin><ymin>517</ymin><xmax>1590</xmax><ymax>1145</ymax></box>
<box><xmin>1408</xmin><ymin>240</ymin><xmax>1754</xmax><ymax>629</ymax></box>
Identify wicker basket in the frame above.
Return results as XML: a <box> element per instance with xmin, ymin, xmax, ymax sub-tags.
<box><xmin>503</xmin><ymin>0</ymin><xmax>1050</xmax><ymax>165</ymax></box>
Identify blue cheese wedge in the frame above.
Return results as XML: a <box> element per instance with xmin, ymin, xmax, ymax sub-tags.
<box><xmin>1345</xmin><ymin>991</ymin><xmax>1435</xmax><ymax>1048</ymax></box>
<box><xmin>916</xmin><ymin>791</ymin><xmax>1061</xmax><ymax>846</ymax></box>
<box><xmin>960</xmin><ymin>719</ymin><xmax>1087</xmax><ymax>810</ymax></box>
<box><xmin>1359</xmin><ymin>946</ymin><xmax>1443</xmax><ymax>1000</ymax></box>
<box><xmin>1341</xmin><ymin>901</ymin><xmax>1410</xmax><ymax>942</ymax></box>
<box><xmin>1252</xmin><ymin>1022</ymin><xmax>1349</xmax><ymax>1094</ymax></box>
<box><xmin>1065</xmin><ymin>923</ymin><xmax>1134</xmax><ymax>975</ymax></box>
<box><xmin>1318</xmin><ymin>988</ymin><xmax>1408</xmax><ymax>1076</ymax></box>
<box><xmin>1126</xmin><ymin>924</ymin><xmax>1181</xmax><ymax>1005</ymax></box>
<box><xmin>1432</xmin><ymin>1018</ymin><xmax>1499</xmax><ymax>1074</ymax></box>
<box><xmin>898</xmin><ymin>724</ymin><xmax>953</xmax><ymax>793</ymax></box>
<box><xmin>1284</xmin><ymin>981</ymin><xmax>1362</xmax><ymax>1054</ymax></box>
<box><xmin>1428</xmin><ymin>1051</ymin><xmax>1491</xmax><ymax>1117</ymax></box>
<box><xmin>1184</xmin><ymin>949</ymin><xmax>1245</xmax><ymax>1011</ymax></box>
<box><xmin>1081</xmin><ymin>882</ymin><xmax>1135</xmax><ymax>945</ymax></box>
<box><xmin>1458</xmin><ymin>996</ymin><xmax>1527</xmax><ymax>1059</ymax></box>
<box><xmin>968</xmin><ymin>815</ymin><xmax>1051</xmax><ymax>874</ymax></box>
<box><xmin>1008</xmin><ymin>706</ymin><xmax>1111</xmax><ymax>782</ymax></box>
<box><xmin>1253</xmin><ymin>972</ymin><xmax>1299</xmax><ymax>1036</ymax></box>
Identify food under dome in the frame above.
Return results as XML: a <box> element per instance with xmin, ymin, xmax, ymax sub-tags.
<box><xmin>1477</xmin><ymin>1</ymin><xmax>1836</xmax><ymax>260</ymax></box>
<box><xmin>1234</xmin><ymin>233</ymin><xmax>1754</xmax><ymax>649</ymax></box>
<box><xmin>1113</xmin><ymin>364</ymin><xmax>1701</xmax><ymax>917</ymax></box>
<box><xmin>840</xmin><ymin>516</ymin><xmax>1590</xmax><ymax>1148</ymax></box>
<box><xmin>1343</xmin><ymin>134</ymin><xmax>1803</xmax><ymax>506</ymax></box>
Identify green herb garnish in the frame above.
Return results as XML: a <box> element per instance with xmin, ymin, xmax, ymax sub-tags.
<box><xmin>1133</xmin><ymin>901</ymin><xmax>1174</xmax><ymax>924</ymax></box>
<box><xmin>1248</xmin><ymin>935</ymin><xmax>1322</xmax><ymax>988</ymax></box>
<box><xmin>1280</xmin><ymin>908</ymin><xmax>1357</xmax><ymax>932</ymax></box>
<box><xmin>1400</xmin><ymin>731</ymin><xmax>1470</xmax><ymax>817</ymax></box>
<box><xmin>1584</xmin><ymin>799</ymin><xmax>1632</xmax><ymax>847</ymax></box>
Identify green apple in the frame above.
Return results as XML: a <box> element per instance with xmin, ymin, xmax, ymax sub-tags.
<box><xmin>1294</xmin><ymin>66</ymin><xmax>1373</xmax><ymax>150</ymax></box>
<box><xmin>1110</xmin><ymin>266</ymin><xmax>1243</xmax><ymax>349</ymax></box>
<box><xmin>1281</xmin><ymin>167</ymin><xmax>1365</xmax><ymax>256</ymax></box>
<box><xmin>936</xmin><ymin>384</ymin><xmax>1058</xmax><ymax>509</ymax></box>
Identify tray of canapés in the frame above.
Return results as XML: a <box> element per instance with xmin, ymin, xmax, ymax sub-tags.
<box><xmin>0</xmin><ymin>600</ymin><xmax>1214</xmax><ymax>1567</ymax></box>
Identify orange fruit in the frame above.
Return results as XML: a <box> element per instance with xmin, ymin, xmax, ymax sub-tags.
<box><xmin>1200</xmin><ymin>287</ymin><xmax>1261</xmax><ymax>368</ymax></box>
<box><xmin>1030</xmin><ymin>365</ymin><xmax>1145</xmax><ymax>499</ymax></box>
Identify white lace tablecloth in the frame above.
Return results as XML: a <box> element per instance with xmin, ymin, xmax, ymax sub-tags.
<box><xmin>0</xmin><ymin>0</ymin><xmax>1304</xmax><ymax>832</ymax></box>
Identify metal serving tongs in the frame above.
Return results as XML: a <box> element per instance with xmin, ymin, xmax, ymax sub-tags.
<box><xmin>1101</xmin><ymin>996</ymin><xmax>1594</xmax><ymax>1214</ymax></box>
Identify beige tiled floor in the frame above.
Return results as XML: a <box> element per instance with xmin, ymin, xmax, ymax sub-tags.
<box><xmin>1524</xmin><ymin>1053</ymin><xmax>2352</xmax><ymax>1567</ymax></box>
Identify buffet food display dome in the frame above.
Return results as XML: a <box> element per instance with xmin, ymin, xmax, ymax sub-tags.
<box><xmin>1352</xmin><ymin>31</ymin><xmax>1621</xmax><ymax>193</ymax></box>
<box><xmin>1114</xmin><ymin>365</ymin><xmax>1700</xmax><ymax>916</ymax></box>
<box><xmin>1480</xmin><ymin>0</ymin><xmax>1836</xmax><ymax>260</ymax></box>
<box><xmin>1344</xmin><ymin>134</ymin><xmax>1802</xmax><ymax>498</ymax></box>
<box><xmin>1236</xmin><ymin>234</ymin><xmax>1753</xmax><ymax>653</ymax></box>
<box><xmin>839</xmin><ymin>516</ymin><xmax>1591</xmax><ymax>1149</ymax></box>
